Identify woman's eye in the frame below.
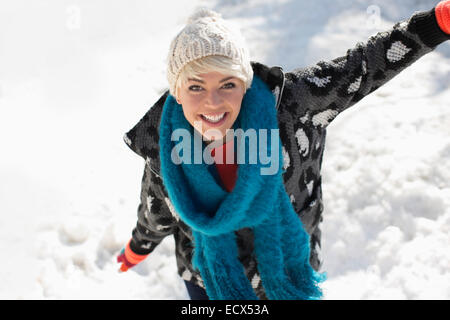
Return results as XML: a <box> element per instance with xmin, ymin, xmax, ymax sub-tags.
<box><xmin>188</xmin><ymin>85</ymin><xmax>203</xmax><ymax>92</ymax></box>
<box><xmin>222</xmin><ymin>82</ymin><xmax>236</xmax><ymax>89</ymax></box>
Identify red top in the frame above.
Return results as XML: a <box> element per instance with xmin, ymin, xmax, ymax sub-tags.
<box><xmin>211</xmin><ymin>138</ymin><xmax>238</xmax><ymax>192</ymax></box>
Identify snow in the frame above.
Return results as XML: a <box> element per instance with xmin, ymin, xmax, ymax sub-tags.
<box><xmin>0</xmin><ymin>0</ymin><xmax>448</xmax><ymax>300</ymax></box>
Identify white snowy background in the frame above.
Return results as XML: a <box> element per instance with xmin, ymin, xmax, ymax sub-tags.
<box><xmin>0</xmin><ymin>0</ymin><xmax>449</xmax><ymax>299</ymax></box>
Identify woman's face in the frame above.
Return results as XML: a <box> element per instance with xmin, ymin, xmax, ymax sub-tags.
<box><xmin>176</xmin><ymin>71</ymin><xmax>246</xmax><ymax>144</ymax></box>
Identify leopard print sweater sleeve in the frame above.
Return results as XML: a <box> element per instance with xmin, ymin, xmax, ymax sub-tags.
<box><xmin>282</xmin><ymin>8</ymin><xmax>450</xmax><ymax>129</ymax></box>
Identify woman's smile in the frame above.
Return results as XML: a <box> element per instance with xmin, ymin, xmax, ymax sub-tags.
<box><xmin>200</xmin><ymin>112</ymin><xmax>229</xmax><ymax>126</ymax></box>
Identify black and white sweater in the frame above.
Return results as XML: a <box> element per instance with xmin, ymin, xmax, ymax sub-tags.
<box><xmin>123</xmin><ymin>7</ymin><xmax>449</xmax><ymax>298</ymax></box>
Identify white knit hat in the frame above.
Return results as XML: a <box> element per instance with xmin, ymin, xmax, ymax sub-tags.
<box><xmin>166</xmin><ymin>8</ymin><xmax>253</xmax><ymax>96</ymax></box>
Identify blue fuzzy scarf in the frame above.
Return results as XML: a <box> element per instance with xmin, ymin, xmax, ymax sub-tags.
<box><xmin>159</xmin><ymin>76</ymin><xmax>324</xmax><ymax>300</ymax></box>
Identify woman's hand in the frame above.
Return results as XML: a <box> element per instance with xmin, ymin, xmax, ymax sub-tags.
<box><xmin>117</xmin><ymin>240</ymin><xmax>149</xmax><ymax>272</ymax></box>
<box><xmin>436</xmin><ymin>0</ymin><xmax>450</xmax><ymax>34</ymax></box>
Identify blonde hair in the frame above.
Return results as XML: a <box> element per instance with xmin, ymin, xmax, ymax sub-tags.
<box><xmin>173</xmin><ymin>55</ymin><xmax>253</xmax><ymax>98</ymax></box>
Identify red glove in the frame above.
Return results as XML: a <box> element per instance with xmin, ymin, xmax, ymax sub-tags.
<box><xmin>436</xmin><ymin>0</ymin><xmax>450</xmax><ymax>34</ymax></box>
<box><xmin>117</xmin><ymin>240</ymin><xmax>149</xmax><ymax>272</ymax></box>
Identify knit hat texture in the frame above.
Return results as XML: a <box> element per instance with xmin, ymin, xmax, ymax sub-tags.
<box><xmin>166</xmin><ymin>8</ymin><xmax>253</xmax><ymax>96</ymax></box>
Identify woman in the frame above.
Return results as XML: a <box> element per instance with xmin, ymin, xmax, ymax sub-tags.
<box><xmin>117</xmin><ymin>3</ymin><xmax>450</xmax><ymax>300</ymax></box>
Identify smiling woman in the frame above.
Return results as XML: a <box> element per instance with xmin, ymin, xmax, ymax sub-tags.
<box><xmin>171</xmin><ymin>53</ymin><xmax>254</xmax><ymax>144</ymax></box>
<box><xmin>175</xmin><ymin>69</ymin><xmax>246</xmax><ymax>143</ymax></box>
<box><xmin>119</xmin><ymin>3</ymin><xmax>450</xmax><ymax>301</ymax></box>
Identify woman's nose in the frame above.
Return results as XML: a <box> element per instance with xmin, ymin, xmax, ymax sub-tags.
<box><xmin>205</xmin><ymin>90</ymin><xmax>223</xmax><ymax>107</ymax></box>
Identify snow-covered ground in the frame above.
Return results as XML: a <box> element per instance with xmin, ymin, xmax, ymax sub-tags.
<box><xmin>0</xmin><ymin>0</ymin><xmax>448</xmax><ymax>299</ymax></box>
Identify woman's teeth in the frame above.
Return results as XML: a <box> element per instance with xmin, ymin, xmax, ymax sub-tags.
<box><xmin>201</xmin><ymin>112</ymin><xmax>226</xmax><ymax>123</ymax></box>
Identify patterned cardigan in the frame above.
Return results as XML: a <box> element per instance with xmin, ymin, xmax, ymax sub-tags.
<box><xmin>122</xmin><ymin>8</ymin><xmax>449</xmax><ymax>298</ymax></box>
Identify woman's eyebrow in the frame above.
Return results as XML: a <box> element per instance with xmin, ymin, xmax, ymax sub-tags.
<box><xmin>219</xmin><ymin>76</ymin><xmax>235</xmax><ymax>83</ymax></box>
<box><xmin>187</xmin><ymin>76</ymin><xmax>235</xmax><ymax>83</ymax></box>
<box><xmin>188</xmin><ymin>78</ymin><xmax>205</xmax><ymax>83</ymax></box>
